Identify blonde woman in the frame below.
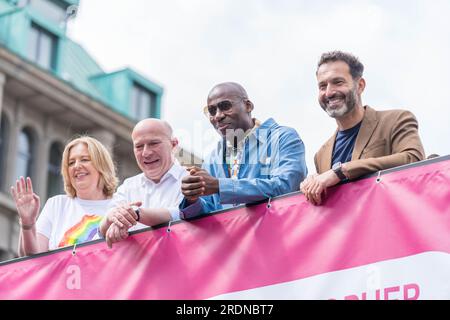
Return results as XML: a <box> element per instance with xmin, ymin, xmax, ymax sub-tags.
<box><xmin>11</xmin><ymin>136</ymin><xmax>119</xmax><ymax>256</ymax></box>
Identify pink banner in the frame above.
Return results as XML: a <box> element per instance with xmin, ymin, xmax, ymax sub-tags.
<box><xmin>0</xmin><ymin>158</ymin><xmax>449</xmax><ymax>300</ymax></box>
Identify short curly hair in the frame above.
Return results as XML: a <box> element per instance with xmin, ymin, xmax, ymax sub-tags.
<box><xmin>317</xmin><ymin>51</ymin><xmax>364</xmax><ymax>79</ymax></box>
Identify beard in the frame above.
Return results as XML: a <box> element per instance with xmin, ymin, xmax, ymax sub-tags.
<box><xmin>320</xmin><ymin>85</ymin><xmax>359</xmax><ymax>119</ymax></box>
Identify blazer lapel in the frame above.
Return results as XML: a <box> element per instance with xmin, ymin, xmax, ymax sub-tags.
<box><xmin>320</xmin><ymin>132</ymin><xmax>337</xmax><ymax>172</ymax></box>
<box><xmin>352</xmin><ymin>106</ymin><xmax>379</xmax><ymax>160</ymax></box>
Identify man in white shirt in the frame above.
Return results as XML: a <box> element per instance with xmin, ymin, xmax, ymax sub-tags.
<box><xmin>99</xmin><ymin>119</ymin><xmax>187</xmax><ymax>247</ymax></box>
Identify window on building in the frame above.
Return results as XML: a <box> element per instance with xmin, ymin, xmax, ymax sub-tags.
<box><xmin>27</xmin><ymin>23</ymin><xmax>57</xmax><ymax>70</ymax></box>
<box><xmin>47</xmin><ymin>142</ymin><xmax>63</xmax><ymax>199</ymax></box>
<box><xmin>13</xmin><ymin>0</ymin><xmax>66</xmax><ymax>24</ymax></box>
<box><xmin>15</xmin><ymin>128</ymin><xmax>34</xmax><ymax>180</ymax></box>
<box><xmin>0</xmin><ymin>116</ymin><xmax>9</xmax><ymax>192</ymax></box>
<box><xmin>9</xmin><ymin>0</ymin><xmax>30</xmax><ymax>7</ymax></box>
<box><xmin>130</xmin><ymin>84</ymin><xmax>156</xmax><ymax>120</ymax></box>
<box><xmin>0</xmin><ymin>248</ymin><xmax>10</xmax><ymax>262</ymax></box>
<box><xmin>28</xmin><ymin>0</ymin><xmax>66</xmax><ymax>25</ymax></box>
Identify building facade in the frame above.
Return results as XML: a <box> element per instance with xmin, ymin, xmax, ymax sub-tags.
<box><xmin>0</xmin><ymin>0</ymin><xmax>199</xmax><ymax>261</ymax></box>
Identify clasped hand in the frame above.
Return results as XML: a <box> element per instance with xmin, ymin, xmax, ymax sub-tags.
<box><xmin>181</xmin><ymin>167</ymin><xmax>219</xmax><ymax>203</ymax></box>
<box><xmin>104</xmin><ymin>201</ymin><xmax>141</xmax><ymax>248</ymax></box>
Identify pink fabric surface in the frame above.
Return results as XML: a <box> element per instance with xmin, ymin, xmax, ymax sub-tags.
<box><xmin>0</xmin><ymin>159</ymin><xmax>449</xmax><ymax>299</ymax></box>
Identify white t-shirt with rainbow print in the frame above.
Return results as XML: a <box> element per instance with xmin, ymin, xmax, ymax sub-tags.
<box><xmin>36</xmin><ymin>195</ymin><xmax>114</xmax><ymax>250</ymax></box>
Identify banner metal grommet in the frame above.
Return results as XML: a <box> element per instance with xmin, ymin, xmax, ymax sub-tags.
<box><xmin>267</xmin><ymin>197</ymin><xmax>272</xmax><ymax>209</ymax></box>
<box><xmin>376</xmin><ymin>171</ymin><xmax>382</xmax><ymax>184</ymax></box>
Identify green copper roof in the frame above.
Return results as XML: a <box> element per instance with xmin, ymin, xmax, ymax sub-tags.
<box><xmin>0</xmin><ymin>0</ymin><xmax>163</xmax><ymax>121</ymax></box>
<box><xmin>60</xmin><ymin>40</ymin><xmax>105</xmax><ymax>100</ymax></box>
<box><xmin>61</xmin><ymin>0</ymin><xmax>79</xmax><ymax>6</ymax></box>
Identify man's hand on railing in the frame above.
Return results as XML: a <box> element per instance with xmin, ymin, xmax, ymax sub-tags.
<box><xmin>99</xmin><ymin>201</ymin><xmax>142</xmax><ymax>237</ymax></box>
<box><xmin>300</xmin><ymin>170</ymin><xmax>339</xmax><ymax>205</ymax></box>
<box><xmin>105</xmin><ymin>223</ymin><xmax>129</xmax><ymax>249</ymax></box>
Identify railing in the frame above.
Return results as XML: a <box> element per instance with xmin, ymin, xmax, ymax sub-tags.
<box><xmin>0</xmin><ymin>156</ymin><xmax>449</xmax><ymax>299</ymax></box>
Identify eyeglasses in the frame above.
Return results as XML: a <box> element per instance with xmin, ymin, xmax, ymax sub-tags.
<box><xmin>203</xmin><ymin>97</ymin><xmax>247</xmax><ymax>117</ymax></box>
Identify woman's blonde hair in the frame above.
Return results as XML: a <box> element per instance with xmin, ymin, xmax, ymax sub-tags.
<box><xmin>61</xmin><ymin>136</ymin><xmax>118</xmax><ymax>198</ymax></box>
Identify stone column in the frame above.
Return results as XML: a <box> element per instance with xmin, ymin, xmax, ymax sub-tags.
<box><xmin>89</xmin><ymin>128</ymin><xmax>116</xmax><ymax>153</ymax></box>
<box><xmin>0</xmin><ymin>72</ymin><xmax>5</xmax><ymax>124</ymax></box>
<box><xmin>0</xmin><ymin>72</ymin><xmax>6</xmax><ymax>192</ymax></box>
<box><xmin>34</xmin><ymin>135</ymin><xmax>49</xmax><ymax>201</ymax></box>
<box><xmin>5</xmin><ymin>103</ymin><xmax>22</xmax><ymax>188</ymax></box>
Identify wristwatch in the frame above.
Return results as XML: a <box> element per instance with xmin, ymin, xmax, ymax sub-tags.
<box><xmin>332</xmin><ymin>162</ymin><xmax>347</xmax><ymax>181</ymax></box>
<box><xmin>134</xmin><ymin>207</ymin><xmax>141</xmax><ymax>222</ymax></box>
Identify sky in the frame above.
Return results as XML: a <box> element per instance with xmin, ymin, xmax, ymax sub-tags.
<box><xmin>68</xmin><ymin>0</ymin><xmax>450</xmax><ymax>171</ymax></box>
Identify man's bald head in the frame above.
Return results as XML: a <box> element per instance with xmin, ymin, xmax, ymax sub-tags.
<box><xmin>206</xmin><ymin>82</ymin><xmax>255</xmax><ymax>136</ymax></box>
<box><xmin>131</xmin><ymin>118</ymin><xmax>177</xmax><ymax>183</ymax></box>
<box><xmin>132</xmin><ymin>118</ymin><xmax>173</xmax><ymax>140</ymax></box>
<box><xmin>207</xmin><ymin>82</ymin><xmax>249</xmax><ymax>102</ymax></box>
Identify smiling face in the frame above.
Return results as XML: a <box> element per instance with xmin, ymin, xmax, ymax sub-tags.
<box><xmin>132</xmin><ymin>120</ymin><xmax>177</xmax><ymax>183</ymax></box>
<box><xmin>207</xmin><ymin>83</ymin><xmax>254</xmax><ymax>136</ymax></box>
<box><xmin>317</xmin><ymin>60</ymin><xmax>364</xmax><ymax>119</ymax></box>
<box><xmin>67</xmin><ymin>143</ymin><xmax>102</xmax><ymax>198</ymax></box>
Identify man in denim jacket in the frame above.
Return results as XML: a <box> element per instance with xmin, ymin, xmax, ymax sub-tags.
<box><xmin>180</xmin><ymin>82</ymin><xmax>308</xmax><ymax>218</ymax></box>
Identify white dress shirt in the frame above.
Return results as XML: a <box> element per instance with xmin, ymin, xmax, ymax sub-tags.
<box><xmin>113</xmin><ymin>161</ymin><xmax>187</xmax><ymax>231</ymax></box>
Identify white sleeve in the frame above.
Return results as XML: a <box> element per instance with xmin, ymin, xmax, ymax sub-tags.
<box><xmin>112</xmin><ymin>181</ymin><xmax>129</xmax><ymax>205</ymax></box>
<box><xmin>167</xmin><ymin>207</ymin><xmax>181</xmax><ymax>221</ymax></box>
<box><xmin>167</xmin><ymin>189</ymin><xmax>185</xmax><ymax>221</ymax></box>
<box><xmin>35</xmin><ymin>197</ymin><xmax>57</xmax><ymax>239</ymax></box>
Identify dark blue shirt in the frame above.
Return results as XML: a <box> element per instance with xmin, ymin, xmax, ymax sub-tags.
<box><xmin>332</xmin><ymin>121</ymin><xmax>362</xmax><ymax>166</ymax></box>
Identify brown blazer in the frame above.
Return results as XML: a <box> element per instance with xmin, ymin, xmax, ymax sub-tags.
<box><xmin>314</xmin><ymin>106</ymin><xmax>425</xmax><ymax>179</ymax></box>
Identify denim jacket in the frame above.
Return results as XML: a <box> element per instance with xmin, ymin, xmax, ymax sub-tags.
<box><xmin>180</xmin><ymin>118</ymin><xmax>307</xmax><ymax>218</ymax></box>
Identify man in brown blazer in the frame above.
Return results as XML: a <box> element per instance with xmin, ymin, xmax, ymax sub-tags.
<box><xmin>300</xmin><ymin>51</ymin><xmax>425</xmax><ymax>205</ymax></box>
